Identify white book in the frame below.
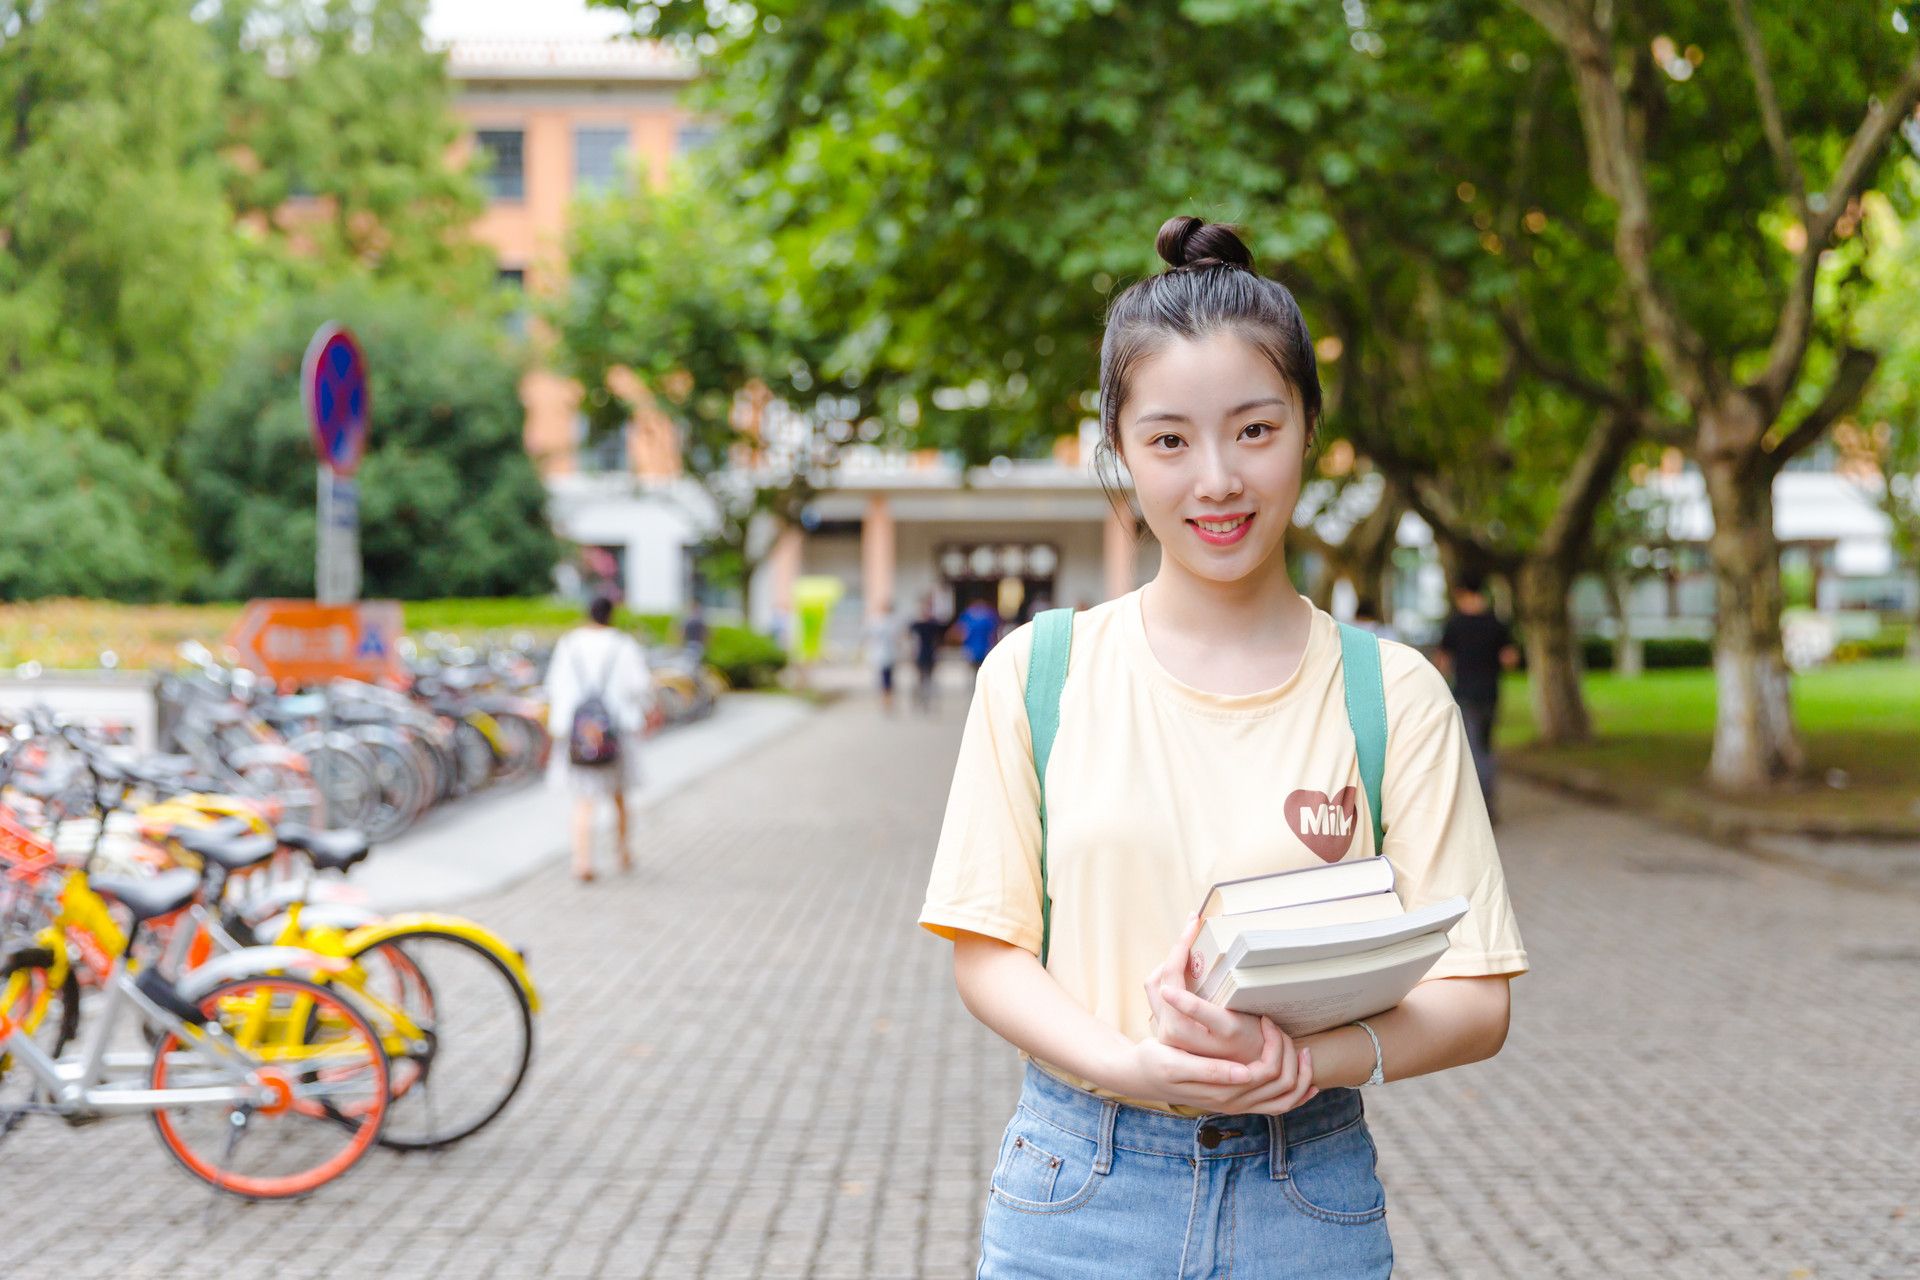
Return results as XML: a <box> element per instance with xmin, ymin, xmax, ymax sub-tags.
<box><xmin>1187</xmin><ymin>891</ymin><xmax>1404</xmax><ymax>991</ymax></box>
<box><xmin>1197</xmin><ymin>857</ymin><xmax>1397</xmax><ymax>921</ymax></box>
<box><xmin>1206</xmin><ymin>930</ymin><xmax>1455</xmax><ymax>1038</ymax></box>
<box><xmin>1197</xmin><ymin>896</ymin><xmax>1471</xmax><ymax>994</ymax></box>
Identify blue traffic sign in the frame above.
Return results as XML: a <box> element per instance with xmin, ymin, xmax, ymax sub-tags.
<box><xmin>302</xmin><ymin>324</ymin><xmax>369</xmax><ymax>476</ymax></box>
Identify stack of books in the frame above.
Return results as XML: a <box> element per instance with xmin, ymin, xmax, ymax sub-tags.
<box><xmin>1188</xmin><ymin>859</ymin><xmax>1469</xmax><ymax>1038</ymax></box>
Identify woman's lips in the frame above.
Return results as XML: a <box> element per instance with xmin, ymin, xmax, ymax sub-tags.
<box><xmin>1187</xmin><ymin>513</ymin><xmax>1254</xmax><ymax>546</ymax></box>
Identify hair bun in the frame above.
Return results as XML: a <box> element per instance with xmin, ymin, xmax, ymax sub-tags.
<box><xmin>1155</xmin><ymin>216</ymin><xmax>1255</xmax><ymax>272</ymax></box>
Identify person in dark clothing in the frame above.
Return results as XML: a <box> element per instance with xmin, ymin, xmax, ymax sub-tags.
<box><xmin>1435</xmin><ymin>571</ymin><xmax>1519</xmax><ymax>823</ymax></box>
<box><xmin>908</xmin><ymin>597</ymin><xmax>949</xmax><ymax>714</ymax></box>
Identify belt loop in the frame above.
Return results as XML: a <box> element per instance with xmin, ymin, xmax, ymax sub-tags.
<box><xmin>1268</xmin><ymin>1113</ymin><xmax>1288</xmax><ymax>1181</ymax></box>
<box><xmin>1093</xmin><ymin>1098</ymin><xmax>1118</xmax><ymax>1175</ymax></box>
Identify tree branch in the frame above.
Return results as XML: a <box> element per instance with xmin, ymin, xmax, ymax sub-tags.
<box><xmin>1729</xmin><ymin>0</ymin><xmax>1805</xmax><ymax>214</ymax></box>
<box><xmin>1539</xmin><ymin>407</ymin><xmax>1643</xmax><ymax>564</ymax></box>
<box><xmin>1753</xmin><ymin>50</ymin><xmax>1920</xmax><ymax>417</ymax></box>
<box><xmin>1761</xmin><ymin>345</ymin><xmax>1879</xmax><ymax>478</ymax></box>
<box><xmin>1495</xmin><ymin>309</ymin><xmax>1631</xmax><ymax>412</ymax></box>
<box><xmin>1515</xmin><ymin>0</ymin><xmax>1718</xmax><ymax>408</ymax></box>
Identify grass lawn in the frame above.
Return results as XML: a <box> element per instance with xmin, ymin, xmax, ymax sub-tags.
<box><xmin>1497</xmin><ymin>660</ymin><xmax>1920</xmax><ymax>833</ymax></box>
<box><xmin>0</xmin><ymin>598</ymin><xmax>681</xmax><ymax>670</ymax></box>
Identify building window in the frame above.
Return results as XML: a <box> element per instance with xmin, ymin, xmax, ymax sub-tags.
<box><xmin>496</xmin><ymin>268</ymin><xmax>527</xmax><ymax>339</ymax></box>
<box><xmin>574</xmin><ymin>126</ymin><xmax>630</xmax><ymax>195</ymax></box>
<box><xmin>476</xmin><ymin>129</ymin><xmax>525</xmax><ymax>200</ymax></box>
<box><xmin>577</xmin><ymin>424</ymin><xmax>632</xmax><ymax>475</ymax></box>
<box><xmin>674</xmin><ymin>122</ymin><xmax>718</xmax><ymax>155</ymax></box>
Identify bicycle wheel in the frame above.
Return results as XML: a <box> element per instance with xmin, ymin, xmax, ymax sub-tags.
<box><xmin>451</xmin><ymin>720</ymin><xmax>496</xmax><ymax>795</ymax></box>
<box><xmin>346</xmin><ymin>929</ymin><xmax>534</xmax><ymax>1150</ymax></box>
<box><xmin>149</xmin><ymin>974</ymin><xmax>390</xmax><ymax>1199</ymax></box>
<box><xmin>307</xmin><ymin>742</ymin><xmax>379</xmax><ymax>830</ymax></box>
<box><xmin>0</xmin><ymin>948</ymin><xmax>78</xmax><ymax>1146</ymax></box>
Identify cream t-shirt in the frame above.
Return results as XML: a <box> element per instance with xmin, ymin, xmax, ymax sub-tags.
<box><xmin>918</xmin><ymin>590</ymin><xmax>1529</xmax><ymax>1116</ymax></box>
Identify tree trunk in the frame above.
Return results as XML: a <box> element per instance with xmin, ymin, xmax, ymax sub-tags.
<box><xmin>1701</xmin><ymin>453</ymin><xmax>1805</xmax><ymax>789</ymax></box>
<box><xmin>1517</xmin><ymin>557</ymin><xmax>1591</xmax><ymax>745</ymax></box>
<box><xmin>1908</xmin><ymin>565</ymin><xmax>1920</xmax><ymax>662</ymax></box>
<box><xmin>1601</xmin><ymin>569</ymin><xmax>1643</xmax><ymax>676</ymax></box>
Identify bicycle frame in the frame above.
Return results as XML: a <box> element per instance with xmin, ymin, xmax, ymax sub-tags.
<box><xmin>1</xmin><ymin>951</ymin><xmax>273</xmax><ymax>1117</ymax></box>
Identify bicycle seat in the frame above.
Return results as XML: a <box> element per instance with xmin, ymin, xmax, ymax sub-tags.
<box><xmin>90</xmin><ymin>868</ymin><xmax>201</xmax><ymax>923</ymax></box>
<box><xmin>175</xmin><ymin>823</ymin><xmax>278</xmax><ymax>872</ymax></box>
<box><xmin>275</xmin><ymin>823</ymin><xmax>371</xmax><ymax>872</ymax></box>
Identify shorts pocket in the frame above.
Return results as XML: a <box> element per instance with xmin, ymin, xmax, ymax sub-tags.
<box><xmin>988</xmin><ymin>1108</ymin><xmax>1103</xmax><ymax>1215</ymax></box>
<box><xmin>1281</xmin><ymin>1115</ymin><xmax>1388</xmax><ymax>1224</ymax></box>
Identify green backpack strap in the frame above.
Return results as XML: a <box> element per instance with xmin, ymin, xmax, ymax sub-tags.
<box><xmin>1024</xmin><ymin>607</ymin><xmax>1075</xmax><ymax>967</ymax></box>
<box><xmin>1336</xmin><ymin>621</ymin><xmax>1389</xmax><ymax>853</ymax></box>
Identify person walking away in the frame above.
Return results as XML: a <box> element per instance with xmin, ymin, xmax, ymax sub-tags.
<box><xmin>918</xmin><ymin>217</ymin><xmax>1527</xmax><ymax>1277</ymax></box>
<box><xmin>864</xmin><ymin>600</ymin><xmax>908</xmax><ymax>713</ymax></box>
<box><xmin>681</xmin><ymin>601</ymin><xmax>710</xmax><ymax>665</ymax></box>
<box><xmin>1434</xmin><ymin>570</ymin><xmax>1518</xmax><ymax>824</ymax></box>
<box><xmin>958</xmin><ymin>597</ymin><xmax>1001</xmax><ymax>686</ymax></box>
<box><xmin>547</xmin><ymin>595</ymin><xmax>654</xmax><ymax>881</ymax></box>
<box><xmin>909</xmin><ymin>598</ymin><xmax>948</xmax><ymax>714</ymax></box>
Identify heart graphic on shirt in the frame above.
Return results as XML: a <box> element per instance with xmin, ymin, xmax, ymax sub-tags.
<box><xmin>1285</xmin><ymin>786</ymin><xmax>1360</xmax><ymax>862</ymax></box>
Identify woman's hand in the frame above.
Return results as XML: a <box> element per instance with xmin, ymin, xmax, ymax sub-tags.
<box><xmin>1144</xmin><ymin>913</ymin><xmax>1265</xmax><ymax>1065</ymax></box>
<box><xmin>1108</xmin><ymin>1017</ymin><xmax>1319</xmax><ymax>1116</ymax></box>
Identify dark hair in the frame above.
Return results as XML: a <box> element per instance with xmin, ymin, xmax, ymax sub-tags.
<box><xmin>1454</xmin><ymin>570</ymin><xmax>1488</xmax><ymax>597</ymax></box>
<box><xmin>1094</xmin><ymin>217</ymin><xmax>1323</xmax><ymax>520</ymax></box>
<box><xmin>588</xmin><ymin>595</ymin><xmax>615</xmax><ymax>626</ymax></box>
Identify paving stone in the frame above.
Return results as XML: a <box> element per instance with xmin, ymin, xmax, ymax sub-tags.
<box><xmin>1</xmin><ymin>691</ymin><xmax>1915</xmax><ymax>1277</ymax></box>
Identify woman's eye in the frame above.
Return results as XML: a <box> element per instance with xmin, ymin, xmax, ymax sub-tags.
<box><xmin>1241</xmin><ymin>422</ymin><xmax>1271</xmax><ymax>440</ymax></box>
<box><xmin>1152</xmin><ymin>434</ymin><xmax>1184</xmax><ymax>450</ymax></box>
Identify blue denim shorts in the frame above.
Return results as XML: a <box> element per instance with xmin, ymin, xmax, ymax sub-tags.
<box><xmin>977</xmin><ymin>1061</ymin><xmax>1393</xmax><ymax>1279</ymax></box>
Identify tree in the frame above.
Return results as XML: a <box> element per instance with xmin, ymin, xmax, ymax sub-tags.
<box><xmin>206</xmin><ymin>0</ymin><xmax>492</xmax><ymax>303</ymax></box>
<box><xmin>0</xmin><ymin>0</ymin><xmax>237</xmax><ymax>452</ymax></box>
<box><xmin>602</xmin><ymin>0</ymin><xmax>1640</xmax><ymax>742</ymax></box>
<box><xmin>1856</xmin><ymin>174</ymin><xmax>1920</xmax><ymax>658</ymax></box>
<box><xmin>180</xmin><ymin>284</ymin><xmax>561</xmax><ymax>599</ymax></box>
<box><xmin>0</xmin><ymin>427</ymin><xmax>199</xmax><ymax>599</ymax></box>
<box><xmin>558</xmin><ymin>182</ymin><xmax>865</xmax><ymax>614</ymax></box>
<box><xmin>1506</xmin><ymin>0</ymin><xmax>1919</xmax><ymax>788</ymax></box>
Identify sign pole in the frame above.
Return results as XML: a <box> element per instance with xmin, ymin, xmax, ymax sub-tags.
<box><xmin>302</xmin><ymin>323</ymin><xmax>370</xmax><ymax>829</ymax></box>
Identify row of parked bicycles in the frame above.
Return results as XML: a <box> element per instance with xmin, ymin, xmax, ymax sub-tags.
<box><xmin>156</xmin><ymin>633</ymin><xmax>724</xmax><ymax>843</ymax></box>
<box><xmin>0</xmin><ymin>627</ymin><xmax>728</xmax><ymax>1200</ymax></box>
<box><xmin>0</xmin><ymin>711</ymin><xmax>539</xmax><ymax>1198</ymax></box>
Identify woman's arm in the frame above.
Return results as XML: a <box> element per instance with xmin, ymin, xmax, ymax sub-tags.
<box><xmin>952</xmin><ymin>931</ymin><xmax>1312</xmax><ymax>1112</ymax></box>
<box><xmin>1295</xmin><ymin>975</ymin><xmax>1511</xmax><ymax>1088</ymax></box>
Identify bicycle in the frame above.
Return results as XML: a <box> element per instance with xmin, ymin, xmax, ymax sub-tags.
<box><xmin>0</xmin><ymin>818</ymin><xmax>392</xmax><ymax>1198</ymax></box>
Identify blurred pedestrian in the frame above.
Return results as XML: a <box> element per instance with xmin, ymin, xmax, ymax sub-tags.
<box><xmin>957</xmin><ymin>597</ymin><xmax>1001</xmax><ymax>685</ymax></box>
<box><xmin>864</xmin><ymin>600</ymin><xmax>908</xmax><ymax>713</ymax></box>
<box><xmin>682</xmin><ymin>601</ymin><xmax>710</xmax><ymax>664</ymax></box>
<box><xmin>909</xmin><ymin>597</ymin><xmax>947</xmax><ymax>713</ymax></box>
<box><xmin>1435</xmin><ymin>571</ymin><xmax>1519</xmax><ymax>823</ymax></box>
<box><xmin>1350</xmin><ymin>595</ymin><xmax>1401</xmax><ymax>643</ymax></box>
<box><xmin>547</xmin><ymin>594</ymin><xmax>654</xmax><ymax>881</ymax></box>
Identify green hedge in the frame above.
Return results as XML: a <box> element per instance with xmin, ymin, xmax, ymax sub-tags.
<box><xmin>705</xmin><ymin>625</ymin><xmax>788</xmax><ymax>689</ymax></box>
<box><xmin>1577</xmin><ymin>636</ymin><xmax>1716</xmax><ymax>670</ymax></box>
<box><xmin>1832</xmin><ymin>626</ymin><xmax>1911</xmax><ymax>663</ymax></box>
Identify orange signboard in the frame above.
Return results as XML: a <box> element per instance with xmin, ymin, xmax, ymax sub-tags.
<box><xmin>226</xmin><ymin>599</ymin><xmax>404</xmax><ymax>685</ymax></box>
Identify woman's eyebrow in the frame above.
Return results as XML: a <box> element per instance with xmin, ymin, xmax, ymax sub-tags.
<box><xmin>1134</xmin><ymin>396</ymin><xmax>1290</xmax><ymax>426</ymax></box>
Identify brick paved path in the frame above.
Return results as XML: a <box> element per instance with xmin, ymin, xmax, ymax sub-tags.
<box><xmin>3</xmin><ymin>691</ymin><xmax>1917</xmax><ymax>1278</ymax></box>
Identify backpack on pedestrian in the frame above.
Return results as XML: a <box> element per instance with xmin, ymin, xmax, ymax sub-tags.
<box><xmin>567</xmin><ymin>639</ymin><xmax>626</xmax><ymax>768</ymax></box>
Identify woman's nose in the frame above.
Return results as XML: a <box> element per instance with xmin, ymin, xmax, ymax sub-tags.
<box><xmin>1192</xmin><ymin>443</ymin><xmax>1243</xmax><ymax>501</ymax></box>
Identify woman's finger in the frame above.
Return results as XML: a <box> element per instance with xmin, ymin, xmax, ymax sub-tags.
<box><xmin>1220</xmin><ymin>1047</ymin><xmax>1313</xmax><ymax>1112</ymax></box>
<box><xmin>1156</xmin><ymin>1043</ymin><xmax>1254</xmax><ymax>1087</ymax></box>
<box><xmin>1150</xmin><ymin>990</ymin><xmax>1215</xmax><ymax>1049</ymax></box>
<box><xmin>1165</xmin><ymin>987</ymin><xmax>1244</xmax><ymax>1042</ymax></box>
<box><xmin>1153</xmin><ymin>912</ymin><xmax>1205</xmax><ymax>987</ymax></box>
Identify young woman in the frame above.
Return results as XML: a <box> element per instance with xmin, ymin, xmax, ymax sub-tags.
<box><xmin>918</xmin><ymin>218</ymin><xmax>1529</xmax><ymax>1278</ymax></box>
<box><xmin>546</xmin><ymin>594</ymin><xmax>654</xmax><ymax>881</ymax></box>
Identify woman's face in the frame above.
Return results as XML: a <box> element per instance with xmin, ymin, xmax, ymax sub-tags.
<box><xmin>1115</xmin><ymin>330</ymin><xmax>1309</xmax><ymax>586</ymax></box>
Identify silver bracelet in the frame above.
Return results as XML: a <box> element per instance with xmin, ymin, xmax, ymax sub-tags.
<box><xmin>1352</xmin><ymin>1018</ymin><xmax>1385</xmax><ymax>1087</ymax></box>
